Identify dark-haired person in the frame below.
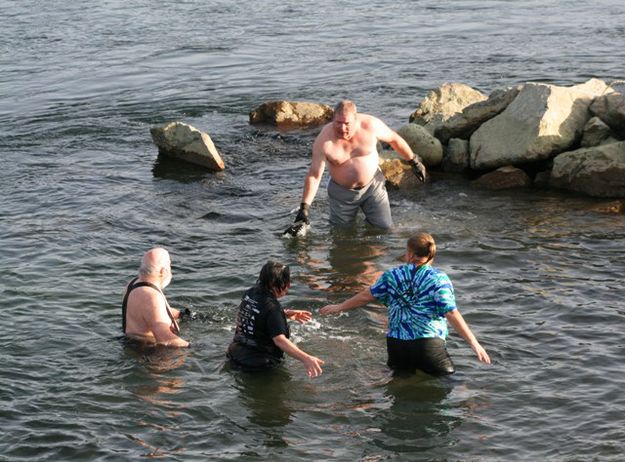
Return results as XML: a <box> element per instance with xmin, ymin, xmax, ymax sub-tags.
<box><xmin>122</xmin><ymin>247</ymin><xmax>189</xmax><ymax>347</ymax></box>
<box><xmin>286</xmin><ymin>100</ymin><xmax>426</xmax><ymax>233</ymax></box>
<box><xmin>227</xmin><ymin>261</ymin><xmax>324</xmax><ymax>377</ymax></box>
<box><xmin>320</xmin><ymin>233</ymin><xmax>490</xmax><ymax>375</ymax></box>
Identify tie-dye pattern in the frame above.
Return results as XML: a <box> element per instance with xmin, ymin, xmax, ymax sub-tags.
<box><xmin>370</xmin><ymin>264</ymin><xmax>457</xmax><ymax>340</ymax></box>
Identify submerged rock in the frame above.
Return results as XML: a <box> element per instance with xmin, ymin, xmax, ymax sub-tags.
<box><xmin>150</xmin><ymin>122</ymin><xmax>225</xmax><ymax>171</ymax></box>
<box><xmin>550</xmin><ymin>141</ymin><xmax>625</xmax><ymax>197</ymax></box>
<box><xmin>472</xmin><ymin>166</ymin><xmax>531</xmax><ymax>190</ymax></box>
<box><xmin>470</xmin><ymin>79</ymin><xmax>611</xmax><ymax>170</ymax></box>
<box><xmin>249</xmin><ymin>101</ymin><xmax>333</xmax><ymax>128</ymax></box>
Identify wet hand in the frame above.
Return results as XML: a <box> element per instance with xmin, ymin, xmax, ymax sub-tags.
<box><xmin>410</xmin><ymin>157</ymin><xmax>426</xmax><ymax>182</ymax></box>
<box><xmin>304</xmin><ymin>355</ymin><xmax>324</xmax><ymax>378</ymax></box>
<box><xmin>319</xmin><ymin>304</ymin><xmax>341</xmax><ymax>315</ymax></box>
<box><xmin>287</xmin><ymin>309</ymin><xmax>313</xmax><ymax>324</ymax></box>
<box><xmin>472</xmin><ymin>343</ymin><xmax>491</xmax><ymax>364</ymax></box>
<box><xmin>294</xmin><ymin>202</ymin><xmax>310</xmax><ymax>224</ymax></box>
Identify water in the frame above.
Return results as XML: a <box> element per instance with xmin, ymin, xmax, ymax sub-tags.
<box><xmin>2</xmin><ymin>0</ymin><xmax>625</xmax><ymax>460</ymax></box>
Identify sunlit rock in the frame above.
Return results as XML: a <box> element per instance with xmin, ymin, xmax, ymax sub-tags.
<box><xmin>550</xmin><ymin>141</ymin><xmax>625</xmax><ymax>197</ymax></box>
<box><xmin>396</xmin><ymin>123</ymin><xmax>443</xmax><ymax>167</ymax></box>
<box><xmin>409</xmin><ymin>83</ymin><xmax>487</xmax><ymax>134</ymax></box>
<box><xmin>379</xmin><ymin>158</ymin><xmax>422</xmax><ymax>189</ymax></box>
<box><xmin>470</xmin><ymin>79</ymin><xmax>611</xmax><ymax>170</ymax></box>
<box><xmin>472</xmin><ymin>166</ymin><xmax>531</xmax><ymax>190</ymax></box>
<box><xmin>249</xmin><ymin>101</ymin><xmax>333</xmax><ymax>129</ymax></box>
<box><xmin>150</xmin><ymin>122</ymin><xmax>225</xmax><ymax>171</ymax></box>
<box><xmin>435</xmin><ymin>85</ymin><xmax>522</xmax><ymax>144</ymax></box>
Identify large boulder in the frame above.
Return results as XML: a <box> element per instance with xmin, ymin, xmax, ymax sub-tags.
<box><xmin>470</xmin><ymin>79</ymin><xmax>611</xmax><ymax>170</ymax></box>
<box><xmin>580</xmin><ymin>116</ymin><xmax>614</xmax><ymax>147</ymax></box>
<box><xmin>249</xmin><ymin>101</ymin><xmax>333</xmax><ymax>128</ymax></box>
<box><xmin>396</xmin><ymin>123</ymin><xmax>443</xmax><ymax>167</ymax></box>
<box><xmin>589</xmin><ymin>92</ymin><xmax>625</xmax><ymax>137</ymax></box>
<box><xmin>441</xmin><ymin>138</ymin><xmax>470</xmax><ymax>172</ymax></box>
<box><xmin>550</xmin><ymin>141</ymin><xmax>625</xmax><ymax>197</ymax></box>
<box><xmin>409</xmin><ymin>83</ymin><xmax>487</xmax><ymax>134</ymax></box>
<box><xmin>435</xmin><ymin>86</ymin><xmax>522</xmax><ymax>144</ymax></box>
<box><xmin>150</xmin><ymin>122</ymin><xmax>225</xmax><ymax>171</ymax></box>
<box><xmin>472</xmin><ymin>166</ymin><xmax>531</xmax><ymax>190</ymax></box>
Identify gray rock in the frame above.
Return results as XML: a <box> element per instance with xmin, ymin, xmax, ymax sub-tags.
<box><xmin>581</xmin><ymin>116</ymin><xmax>613</xmax><ymax>147</ymax></box>
<box><xmin>150</xmin><ymin>122</ymin><xmax>225</xmax><ymax>171</ymax></box>
<box><xmin>550</xmin><ymin>141</ymin><xmax>625</xmax><ymax>197</ymax></box>
<box><xmin>589</xmin><ymin>92</ymin><xmax>625</xmax><ymax>137</ymax></box>
<box><xmin>470</xmin><ymin>79</ymin><xmax>611</xmax><ymax>170</ymax></box>
<box><xmin>396</xmin><ymin>123</ymin><xmax>443</xmax><ymax>167</ymax></box>
<box><xmin>379</xmin><ymin>158</ymin><xmax>422</xmax><ymax>190</ymax></box>
<box><xmin>409</xmin><ymin>83</ymin><xmax>487</xmax><ymax>135</ymax></box>
<box><xmin>472</xmin><ymin>166</ymin><xmax>531</xmax><ymax>190</ymax></box>
<box><xmin>435</xmin><ymin>86</ymin><xmax>522</xmax><ymax>144</ymax></box>
<box><xmin>442</xmin><ymin>138</ymin><xmax>470</xmax><ymax>172</ymax></box>
<box><xmin>249</xmin><ymin>101</ymin><xmax>333</xmax><ymax>128</ymax></box>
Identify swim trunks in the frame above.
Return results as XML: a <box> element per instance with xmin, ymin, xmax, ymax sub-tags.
<box><xmin>327</xmin><ymin>169</ymin><xmax>393</xmax><ymax>228</ymax></box>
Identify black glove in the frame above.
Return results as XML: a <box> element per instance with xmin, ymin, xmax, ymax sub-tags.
<box><xmin>181</xmin><ymin>308</ymin><xmax>199</xmax><ymax>321</ymax></box>
<box><xmin>294</xmin><ymin>202</ymin><xmax>310</xmax><ymax>224</ymax></box>
<box><xmin>409</xmin><ymin>157</ymin><xmax>427</xmax><ymax>182</ymax></box>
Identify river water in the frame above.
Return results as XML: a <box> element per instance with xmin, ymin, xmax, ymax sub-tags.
<box><xmin>2</xmin><ymin>1</ymin><xmax>625</xmax><ymax>460</ymax></box>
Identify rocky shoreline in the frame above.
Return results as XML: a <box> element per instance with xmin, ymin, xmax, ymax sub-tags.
<box><xmin>150</xmin><ymin>78</ymin><xmax>625</xmax><ymax>201</ymax></box>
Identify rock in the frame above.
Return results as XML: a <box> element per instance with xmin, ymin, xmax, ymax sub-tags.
<box><xmin>396</xmin><ymin>124</ymin><xmax>443</xmax><ymax>167</ymax></box>
<box><xmin>550</xmin><ymin>141</ymin><xmax>625</xmax><ymax>197</ymax></box>
<box><xmin>472</xmin><ymin>166</ymin><xmax>531</xmax><ymax>190</ymax></box>
<box><xmin>150</xmin><ymin>122</ymin><xmax>225</xmax><ymax>171</ymax></box>
<box><xmin>409</xmin><ymin>83</ymin><xmax>487</xmax><ymax>135</ymax></box>
<box><xmin>589</xmin><ymin>200</ymin><xmax>625</xmax><ymax>214</ymax></box>
<box><xmin>533</xmin><ymin>170</ymin><xmax>551</xmax><ymax>188</ymax></box>
<box><xmin>442</xmin><ymin>138</ymin><xmax>470</xmax><ymax>172</ymax></box>
<box><xmin>435</xmin><ymin>86</ymin><xmax>522</xmax><ymax>144</ymax></box>
<box><xmin>379</xmin><ymin>158</ymin><xmax>421</xmax><ymax>189</ymax></box>
<box><xmin>589</xmin><ymin>92</ymin><xmax>625</xmax><ymax>137</ymax></box>
<box><xmin>581</xmin><ymin>116</ymin><xmax>613</xmax><ymax>147</ymax></box>
<box><xmin>249</xmin><ymin>101</ymin><xmax>333</xmax><ymax>128</ymax></box>
<box><xmin>470</xmin><ymin>78</ymin><xmax>611</xmax><ymax>170</ymax></box>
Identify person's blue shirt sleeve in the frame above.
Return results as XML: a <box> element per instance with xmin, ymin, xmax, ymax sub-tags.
<box><xmin>370</xmin><ymin>271</ymin><xmax>391</xmax><ymax>305</ymax></box>
<box><xmin>432</xmin><ymin>273</ymin><xmax>457</xmax><ymax>316</ymax></box>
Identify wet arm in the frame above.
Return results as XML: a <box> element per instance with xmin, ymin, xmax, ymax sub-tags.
<box><xmin>319</xmin><ymin>287</ymin><xmax>375</xmax><ymax>315</ymax></box>
<box><xmin>301</xmin><ymin>138</ymin><xmax>327</xmax><ymax>205</ymax></box>
<box><xmin>273</xmin><ymin>334</ymin><xmax>324</xmax><ymax>377</ymax></box>
<box><xmin>445</xmin><ymin>309</ymin><xmax>490</xmax><ymax>364</ymax></box>
<box><xmin>375</xmin><ymin>118</ymin><xmax>421</xmax><ymax>162</ymax></box>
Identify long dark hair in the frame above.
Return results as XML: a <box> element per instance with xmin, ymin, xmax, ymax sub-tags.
<box><xmin>258</xmin><ymin>261</ymin><xmax>291</xmax><ymax>294</ymax></box>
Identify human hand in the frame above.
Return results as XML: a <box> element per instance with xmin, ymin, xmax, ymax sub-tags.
<box><xmin>319</xmin><ymin>304</ymin><xmax>342</xmax><ymax>315</ymax></box>
<box><xmin>409</xmin><ymin>157</ymin><xmax>426</xmax><ymax>182</ymax></box>
<box><xmin>286</xmin><ymin>309</ymin><xmax>313</xmax><ymax>324</ymax></box>
<box><xmin>472</xmin><ymin>343</ymin><xmax>491</xmax><ymax>364</ymax></box>
<box><xmin>180</xmin><ymin>308</ymin><xmax>199</xmax><ymax>321</ymax></box>
<box><xmin>294</xmin><ymin>202</ymin><xmax>310</xmax><ymax>224</ymax></box>
<box><xmin>303</xmin><ymin>355</ymin><xmax>324</xmax><ymax>378</ymax></box>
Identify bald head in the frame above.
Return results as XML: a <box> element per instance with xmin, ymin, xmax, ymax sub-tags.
<box><xmin>139</xmin><ymin>247</ymin><xmax>171</xmax><ymax>277</ymax></box>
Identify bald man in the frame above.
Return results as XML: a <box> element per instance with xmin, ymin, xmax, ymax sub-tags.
<box><xmin>121</xmin><ymin>247</ymin><xmax>189</xmax><ymax>347</ymax></box>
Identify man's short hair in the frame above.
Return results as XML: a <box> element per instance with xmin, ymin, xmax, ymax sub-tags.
<box><xmin>333</xmin><ymin>100</ymin><xmax>357</xmax><ymax>116</ymax></box>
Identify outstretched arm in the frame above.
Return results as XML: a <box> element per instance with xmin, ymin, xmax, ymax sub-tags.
<box><xmin>445</xmin><ymin>309</ymin><xmax>490</xmax><ymax>364</ymax></box>
<box><xmin>300</xmin><ymin>136</ymin><xmax>327</xmax><ymax>206</ymax></box>
<box><xmin>319</xmin><ymin>287</ymin><xmax>375</xmax><ymax>315</ymax></box>
<box><xmin>273</xmin><ymin>334</ymin><xmax>324</xmax><ymax>377</ymax></box>
<box><xmin>285</xmin><ymin>309</ymin><xmax>313</xmax><ymax>324</ymax></box>
<box><xmin>373</xmin><ymin>117</ymin><xmax>426</xmax><ymax>181</ymax></box>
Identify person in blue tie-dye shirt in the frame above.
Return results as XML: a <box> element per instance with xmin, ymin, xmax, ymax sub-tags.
<box><xmin>320</xmin><ymin>232</ymin><xmax>490</xmax><ymax>375</ymax></box>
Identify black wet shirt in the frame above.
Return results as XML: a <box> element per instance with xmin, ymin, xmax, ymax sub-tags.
<box><xmin>233</xmin><ymin>286</ymin><xmax>289</xmax><ymax>359</ymax></box>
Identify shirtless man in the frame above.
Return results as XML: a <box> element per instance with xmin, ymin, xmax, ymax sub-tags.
<box><xmin>290</xmin><ymin>100</ymin><xmax>426</xmax><ymax>230</ymax></box>
<box><xmin>121</xmin><ymin>247</ymin><xmax>189</xmax><ymax>347</ymax></box>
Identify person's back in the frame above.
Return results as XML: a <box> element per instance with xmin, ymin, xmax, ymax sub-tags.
<box><xmin>122</xmin><ymin>247</ymin><xmax>189</xmax><ymax>348</ymax></box>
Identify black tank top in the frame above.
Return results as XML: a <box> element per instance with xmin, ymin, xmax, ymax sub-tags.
<box><xmin>121</xmin><ymin>277</ymin><xmax>179</xmax><ymax>334</ymax></box>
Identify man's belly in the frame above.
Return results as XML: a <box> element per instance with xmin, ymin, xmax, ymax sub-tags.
<box><xmin>328</xmin><ymin>156</ymin><xmax>380</xmax><ymax>189</ymax></box>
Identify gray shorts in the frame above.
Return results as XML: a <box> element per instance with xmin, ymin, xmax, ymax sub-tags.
<box><xmin>327</xmin><ymin>169</ymin><xmax>393</xmax><ymax>228</ymax></box>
